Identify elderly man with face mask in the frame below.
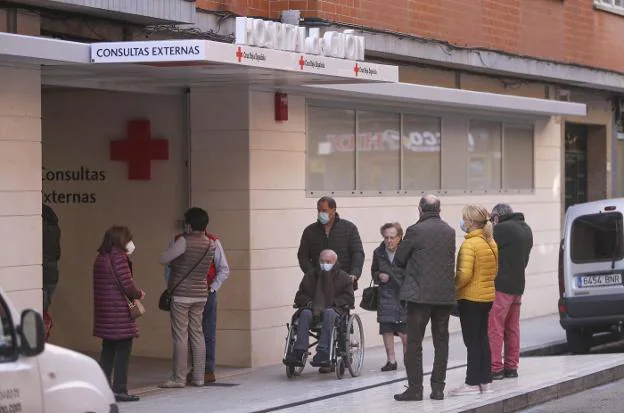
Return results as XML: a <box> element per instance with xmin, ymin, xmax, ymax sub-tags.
<box><xmin>284</xmin><ymin>249</ymin><xmax>355</xmax><ymax>367</ymax></box>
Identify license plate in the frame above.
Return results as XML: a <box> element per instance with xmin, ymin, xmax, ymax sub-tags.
<box><xmin>577</xmin><ymin>273</ymin><xmax>623</xmax><ymax>288</ymax></box>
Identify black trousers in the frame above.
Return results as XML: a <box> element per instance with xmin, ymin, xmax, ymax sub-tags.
<box><xmin>100</xmin><ymin>338</ymin><xmax>133</xmax><ymax>394</ymax></box>
<box><xmin>404</xmin><ymin>302</ymin><xmax>453</xmax><ymax>394</ymax></box>
<box><xmin>458</xmin><ymin>300</ymin><xmax>493</xmax><ymax>386</ymax></box>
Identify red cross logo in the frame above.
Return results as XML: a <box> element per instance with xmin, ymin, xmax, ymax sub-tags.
<box><xmin>110</xmin><ymin>119</ymin><xmax>169</xmax><ymax>180</ymax></box>
<box><xmin>299</xmin><ymin>56</ymin><xmax>305</xmax><ymax>70</ymax></box>
<box><xmin>236</xmin><ymin>46</ymin><xmax>243</xmax><ymax>62</ymax></box>
<box><xmin>354</xmin><ymin>63</ymin><xmax>360</xmax><ymax>77</ymax></box>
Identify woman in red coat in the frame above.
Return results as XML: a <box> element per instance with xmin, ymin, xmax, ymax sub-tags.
<box><xmin>93</xmin><ymin>226</ymin><xmax>144</xmax><ymax>402</ymax></box>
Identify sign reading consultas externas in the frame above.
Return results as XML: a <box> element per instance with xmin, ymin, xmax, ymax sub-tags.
<box><xmin>91</xmin><ymin>40</ymin><xmax>206</xmax><ymax>63</ymax></box>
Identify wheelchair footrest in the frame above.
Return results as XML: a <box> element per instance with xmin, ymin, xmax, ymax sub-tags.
<box><xmin>309</xmin><ymin>360</ymin><xmax>332</xmax><ymax>368</ymax></box>
<box><xmin>283</xmin><ymin>359</ymin><xmax>305</xmax><ymax>368</ymax></box>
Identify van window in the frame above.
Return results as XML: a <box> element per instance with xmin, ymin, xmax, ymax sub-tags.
<box><xmin>571</xmin><ymin>212</ymin><xmax>624</xmax><ymax>264</ymax></box>
<box><xmin>0</xmin><ymin>296</ymin><xmax>16</xmax><ymax>362</ymax></box>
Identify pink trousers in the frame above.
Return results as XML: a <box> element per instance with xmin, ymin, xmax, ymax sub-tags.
<box><xmin>488</xmin><ymin>291</ymin><xmax>522</xmax><ymax>372</ymax></box>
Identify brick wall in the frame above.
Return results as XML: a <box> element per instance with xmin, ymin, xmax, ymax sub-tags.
<box><xmin>197</xmin><ymin>0</ymin><xmax>624</xmax><ymax>74</ymax></box>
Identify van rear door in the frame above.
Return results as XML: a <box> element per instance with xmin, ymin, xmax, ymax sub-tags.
<box><xmin>567</xmin><ymin>210</ymin><xmax>624</xmax><ymax>300</ymax></box>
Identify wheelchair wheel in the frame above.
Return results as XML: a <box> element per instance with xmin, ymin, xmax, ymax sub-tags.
<box><xmin>335</xmin><ymin>357</ymin><xmax>346</xmax><ymax>380</ymax></box>
<box><xmin>345</xmin><ymin>313</ymin><xmax>364</xmax><ymax>377</ymax></box>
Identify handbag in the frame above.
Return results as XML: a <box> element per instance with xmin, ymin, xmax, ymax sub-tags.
<box><xmin>109</xmin><ymin>257</ymin><xmax>146</xmax><ymax>319</ymax></box>
<box><xmin>359</xmin><ymin>279</ymin><xmax>379</xmax><ymax>311</ymax></box>
<box><xmin>159</xmin><ymin>243</ymin><xmax>213</xmax><ymax>311</ymax></box>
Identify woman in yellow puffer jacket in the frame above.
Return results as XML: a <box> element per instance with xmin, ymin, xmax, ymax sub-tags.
<box><xmin>450</xmin><ymin>204</ymin><xmax>498</xmax><ymax>397</ymax></box>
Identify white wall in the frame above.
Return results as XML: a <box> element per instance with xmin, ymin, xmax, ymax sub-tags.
<box><xmin>0</xmin><ymin>65</ymin><xmax>42</xmax><ymax>313</ymax></box>
<box><xmin>42</xmin><ymin>89</ymin><xmax>186</xmax><ymax>358</ymax></box>
<box><xmin>247</xmin><ymin>90</ymin><xmax>562</xmax><ymax>367</ymax></box>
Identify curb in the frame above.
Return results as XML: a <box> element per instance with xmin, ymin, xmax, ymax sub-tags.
<box><xmin>459</xmin><ymin>363</ymin><xmax>624</xmax><ymax>413</ymax></box>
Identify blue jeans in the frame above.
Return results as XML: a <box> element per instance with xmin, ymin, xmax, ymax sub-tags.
<box><xmin>294</xmin><ymin>308</ymin><xmax>338</xmax><ymax>353</ymax></box>
<box><xmin>202</xmin><ymin>291</ymin><xmax>218</xmax><ymax>373</ymax></box>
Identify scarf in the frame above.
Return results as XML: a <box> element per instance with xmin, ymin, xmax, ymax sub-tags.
<box><xmin>312</xmin><ymin>269</ymin><xmax>336</xmax><ymax>317</ymax></box>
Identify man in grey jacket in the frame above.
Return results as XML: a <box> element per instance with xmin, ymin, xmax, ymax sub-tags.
<box><xmin>393</xmin><ymin>195</ymin><xmax>456</xmax><ymax>402</ymax></box>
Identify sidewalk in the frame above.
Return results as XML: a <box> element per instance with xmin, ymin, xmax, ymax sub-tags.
<box><xmin>117</xmin><ymin>313</ymin><xmax>621</xmax><ymax>413</ymax></box>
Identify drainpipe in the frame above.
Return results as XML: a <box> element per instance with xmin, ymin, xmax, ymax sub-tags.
<box><xmin>6</xmin><ymin>8</ymin><xmax>17</xmax><ymax>33</ymax></box>
<box><xmin>184</xmin><ymin>87</ymin><xmax>192</xmax><ymax>214</ymax></box>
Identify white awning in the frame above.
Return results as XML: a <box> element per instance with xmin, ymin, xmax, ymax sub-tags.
<box><xmin>0</xmin><ymin>32</ymin><xmax>90</xmax><ymax>65</ymax></box>
<box><xmin>295</xmin><ymin>82</ymin><xmax>587</xmax><ymax>117</ymax></box>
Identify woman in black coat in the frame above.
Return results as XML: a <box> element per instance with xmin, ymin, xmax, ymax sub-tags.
<box><xmin>371</xmin><ymin>222</ymin><xmax>407</xmax><ymax>372</ymax></box>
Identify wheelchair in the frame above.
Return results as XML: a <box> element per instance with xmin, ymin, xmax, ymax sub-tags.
<box><xmin>282</xmin><ymin>305</ymin><xmax>365</xmax><ymax>380</ymax></box>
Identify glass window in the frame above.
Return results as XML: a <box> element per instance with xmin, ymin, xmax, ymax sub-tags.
<box><xmin>356</xmin><ymin>111</ymin><xmax>400</xmax><ymax>191</ymax></box>
<box><xmin>468</xmin><ymin>120</ymin><xmax>502</xmax><ymax>190</ymax></box>
<box><xmin>0</xmin><ymin>297</ymin><xmax>16</xmax><ymax>362</ymax></box>
<box><xmin>307</xmin><ymin>107</ymin><xmax>356</xmax><ymax>191</ymax></box>
<box><xmin>402</xmin><ymin>115</ymin><xmax>441</xmax><ymax>190</ymax></box>
<box><xmin>503</xmin><ymin>124</ymin><xmax>534</xmax><ymax>189</ymax></box>
<box><xmin>571</xmin><ymin>213</ymin><xmax>624</xmax><ymax>263</ymax></box>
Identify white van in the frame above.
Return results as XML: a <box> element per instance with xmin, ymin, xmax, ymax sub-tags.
<box><xmin>558</xmin><ymin>198</ymin><xmax>624</xmax><ymax>354</ymax></box>
<box><xmin>0</xmin><ymin>287</ymin><xmax>117</xmax><ymax>413</ymax></box>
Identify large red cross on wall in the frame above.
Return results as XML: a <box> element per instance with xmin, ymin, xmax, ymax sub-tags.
<box><xmin>110</xmin><ymin>119</ymin><xmax>169</xmax><ymax>180</ymax></box>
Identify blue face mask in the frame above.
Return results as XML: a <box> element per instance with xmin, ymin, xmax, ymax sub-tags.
<box><xmin>320</xmin><ymin>262</ymin><xmax>334</xmax><ymax>272</ymax></box>
<box><xmin>459</xmin><ymin>218</ymin><xmax>468</xmax><ymax>233</ymax></box>
<box><xmin>318</xmin><ymin>212</ymin><xmax>331</xmax><ymax>225</ymax></box>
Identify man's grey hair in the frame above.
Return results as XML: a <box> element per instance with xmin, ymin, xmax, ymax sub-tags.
<box><xmin>320</xmin><ymin>249</ymin><xmax>338</xmax><ymax>261</ymax></box>
<box><xmin>492</xmin><ymin>203</ymin><xmax>513</xmax><ymax>218</ymax></box>
<box><xmin>419</xmin><ymin>194</ymin><xmax>441</xmax><ymax>213</ymax></box>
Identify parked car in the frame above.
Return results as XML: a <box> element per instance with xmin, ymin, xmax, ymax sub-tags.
<box><xmin>558</xmin><ymin>198</ymin><xmax>624</xmax><ymax>354</ymax></box>
<box><xmin>0</xmin><ymin>287</ymin><xmax>117</xmax><ymax>413</ymax></box>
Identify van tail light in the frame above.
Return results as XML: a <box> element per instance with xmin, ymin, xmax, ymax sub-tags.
<box><xmin>559</xmin><ymin>303</ymin><xmax>567</xmax><ymax>314</ymax></box>
<box><xmin>558</xmin><ymin>239</ymin><xmax>565</xmax><ymax>298</ymax></box>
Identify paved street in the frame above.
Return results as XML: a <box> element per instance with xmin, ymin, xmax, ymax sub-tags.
<box><xmin>519</xmin><ymin>340</ymin><xmax>624</xmax><ymax>413</ymax></box>
<box><xmin>521</xmin><ymin>378</ymin><xmax>624</xmax><ymax>413</ymax></box>
<box><xmin>115</xmin><ymin>315</ymin><xmax>624</xmax><ymax>413</ymax></box>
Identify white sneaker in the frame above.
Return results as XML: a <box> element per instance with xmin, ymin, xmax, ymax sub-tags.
<box><xmin>480</xmin><ymin>383</ymin><xmax>494</xmax><ymax>394</ymax></box>
<box><xmin>449</xmin><ymin>384</ymin><xmax>481</xmax><ymax>396</ymax></box>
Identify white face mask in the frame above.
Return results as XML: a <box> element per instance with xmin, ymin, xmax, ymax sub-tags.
<box><xmin>320</xmin><ymin>262</ymin><xmax>334</xmax><ymax>272</ymax></box>
<box><xmin>126</xmin><ymin>241</ymin><xmax>136</xmax><ymax>255</ymax></box>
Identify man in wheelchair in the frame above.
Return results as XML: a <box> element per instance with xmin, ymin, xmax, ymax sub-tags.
<box><xmin>285</xmin><ymin>249</ymin><xmax>355</xmax><ymax>367</ymax></box>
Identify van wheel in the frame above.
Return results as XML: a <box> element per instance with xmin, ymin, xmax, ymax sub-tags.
<box><xmin>566</xmin><ymin>329</ymin><xmax>592</xmax><ymax>354</ymax></box>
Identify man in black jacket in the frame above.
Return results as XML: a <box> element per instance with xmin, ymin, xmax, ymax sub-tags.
<box><xmin>297</xmin><ymin>196</ymin><xmax>364</xmax><ymax>374</ymax></box>
<box><xmin>393</xmin><ymin>194</ymin><xmax>456</xmax><ymax>402</ymax></box>
<box><xmin>488</xmin><ymin>203</ymin><xmax>533</xmax><ymax>380</ymax></box>
<box><xmin>42</xmin><ymin>204</ymin><xmax>61</xmax><ymax>312</ymax></box>
<box><xmin>297</xmin><ymin>196</ymin><xmax>365</xmax><ymax>289</ymax></box>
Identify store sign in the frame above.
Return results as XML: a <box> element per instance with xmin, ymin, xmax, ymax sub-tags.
<box><xmin>320</xmin><ymin>130</ymin><xmax>441</xmax><ymax>154</ymax></box>
<box><xmin>235</xmin><ymin>17</ymin><xmax>365</xmax><ymax>61</ymax></box>
<box><xmin>42</xmin><ymin>166</ymin><xmax>106</xmax><ymax>204</ymax></box>
<box><xmin>91</xmin><ymin>40</ymin><xmax>205</xmax><ymax>63</ymax></box>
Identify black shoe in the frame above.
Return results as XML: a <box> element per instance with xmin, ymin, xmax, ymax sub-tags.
<box><xmin>430</xmin><ymin>391</ymin><xmax>444</xmax><ymax>400</ymax></box>
<box><xmin>394</xmin><ymin>387</ymin><xmax>423</xmax><ymax>401</ymax></box>
<box><xmin>381</xmin><ymin>361</ymin><xmax>398</xmax><ymax>372</ymax></box>
<box><xmin>284</xmin><ymin>349</ymin><xmax>306</xmax><ymax>366</ymax></box>
<box><xmin>310</xmin><ymin>351</ymin><xmax>330</xmax><ymax>367</ymax></box>
<box><xmin>318</xmin><ymin>366</ymin><xmax>335</xmax><ymax>373</ymax></box>
<box><xmin>491</xmin><ymin>370</ymin><xmax>505</xmax><ymax>380</ymax></box>
<box><xmin>504</xmin><ymin>369</ymin><xmax>518</xmax><ymax>378</ymax></box>
<box><xmin>115</xmin><ymin>393</ymin><xmax>140</xmax><ymax>402</ymax></box>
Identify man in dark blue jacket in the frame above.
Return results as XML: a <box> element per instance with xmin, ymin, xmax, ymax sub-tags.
<box><xmin>488</xmin><ymin>203</ymin><xmax>533</xmax><ymax>380</ymax></box>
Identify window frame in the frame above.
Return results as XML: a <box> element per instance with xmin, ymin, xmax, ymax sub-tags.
<box><xmin>305</xmin><ymin>100</ymin><xmax>536</xmax><ymax>197</ymax></box>
<box><xmin>594</xmin><ymin>0</ymin><xmax>624</xmax><ymax>17</ymax></box>
<box><xmin>570</xmin><ymin>212</ymin><xmax>624</xmax><ymax>264</ymax></box>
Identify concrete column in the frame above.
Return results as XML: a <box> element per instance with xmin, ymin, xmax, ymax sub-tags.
<box><xmin>189</xmin><ymin>87</ymin><xmax>252</xmax><ymax>367</ymax></box>
<box><xmin>0</xmin><ymin>65</ymin><xmax>42</xmax><ymax>312</ymax></box>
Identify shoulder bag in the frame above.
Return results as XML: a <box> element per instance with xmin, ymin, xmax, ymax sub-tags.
<box><xmin>158</xmin><ymin>242</ymin><xmax>213</xmax><ymax>311</ymax></box>
<box><xmin>359</xmin><ymin>278</ymin><xmax>379</xmax><ymax>311</ymax></box>
<box><xmin>108</xmin><ymin>256</ymin><xmax>146</xmax><ymax>319</ymax></box>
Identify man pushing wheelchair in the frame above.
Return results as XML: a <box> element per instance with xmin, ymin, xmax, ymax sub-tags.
<box><xmin>284</xmin><ymin>249</ymin><xmax>355</xmax><ymax>368</ymax></box>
